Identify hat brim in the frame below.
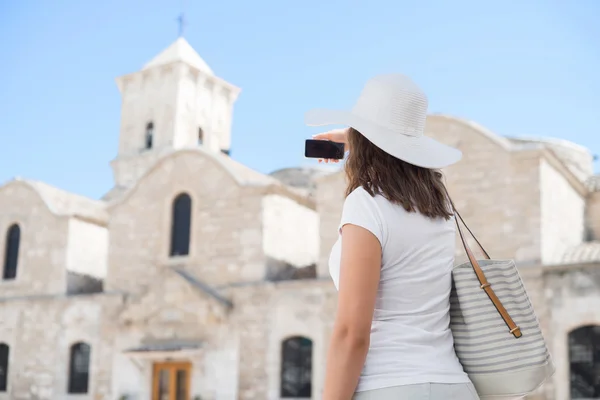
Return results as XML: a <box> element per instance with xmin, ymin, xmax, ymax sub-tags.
<box><xmin>305</xmin><ymin>108</ymin><xmax>462</xmax><ymax>169</ymax></box>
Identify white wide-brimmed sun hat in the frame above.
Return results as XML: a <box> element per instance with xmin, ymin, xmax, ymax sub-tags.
<box><xmin>305</xmin><ymin>73</ymin><xmax>462</xmax><ymax>169</ymax></box>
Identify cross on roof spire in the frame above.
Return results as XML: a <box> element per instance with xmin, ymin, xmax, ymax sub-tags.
<box><xmin>177</xmin><ymin>12</ymin><xmax>186</xmax><ymax>37</ymax></box>
<box><xmin>177</xmin><ymin>0</ymin><xmax>187</xmax><ymax>37</ymax></box>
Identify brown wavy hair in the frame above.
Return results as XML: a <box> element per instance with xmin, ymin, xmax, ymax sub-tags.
<box><xmin>345</xmin><ymin>128</ymin><xmax>452</xmax><ymax>220</ymax></box>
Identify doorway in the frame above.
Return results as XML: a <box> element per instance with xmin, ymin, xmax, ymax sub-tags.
<box><xmin>152</xmin><ymin>361</ymin><xmax>191</xmax><ymax>400</ymax></box>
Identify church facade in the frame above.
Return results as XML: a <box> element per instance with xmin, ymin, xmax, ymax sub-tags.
<box><xmin>0</xmin><ymin>38</ymin><xmax>599</xmax><ymax>400</ymax></box>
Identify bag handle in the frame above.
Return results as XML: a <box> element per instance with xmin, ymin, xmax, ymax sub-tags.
<box><xmin>445</xmin><ymin>190</ymin><xmax>522</xmax><ymax>339</ymax></box>
<box><xmin>452</xmin><ymin>208</ymin><xmax>490</xmax><ymax>260</ymax></box>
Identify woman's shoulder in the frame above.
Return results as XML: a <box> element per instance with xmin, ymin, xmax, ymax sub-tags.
<box><xmin>344</xmin><ymin>186</ymin><xmax>389</xmax><ymax>216</ymax></box>
<box><xmin>346</xmin><ymin>186</ymin><xmax>380</xmax><ymax>205</ymax></box>
<box><xmin>347</xmin><ymin>186</ymin><xmax>391</xmax><ymax>207</ymax></box>
<box><xmin>347</xmin><ymin>185</ymin><xmax>369</xmax><ymax>199</ymax></box>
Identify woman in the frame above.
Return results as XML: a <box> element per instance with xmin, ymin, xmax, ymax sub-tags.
<box><xmin>306</xmin><ymin>74</ymin><xmax>478</xmax><ymax>400</ymax></box>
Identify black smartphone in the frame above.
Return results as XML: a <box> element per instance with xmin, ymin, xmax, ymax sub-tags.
<box><xmin>305</xmin><ymin>139</ymin><xmax>345</xmax><ymax>160</ymax></box>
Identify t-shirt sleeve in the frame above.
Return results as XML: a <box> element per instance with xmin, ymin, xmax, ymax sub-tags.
<box><xmin>339</xmin><ymin>187</ymin><xmax>385</xmax><ymax>247</ymax></box>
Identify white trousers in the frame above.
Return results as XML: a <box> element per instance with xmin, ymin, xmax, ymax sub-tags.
<box><xmin>353</xmin><ymin>383</ymin><xmax>480</xmax><ymax>400</ymax></box>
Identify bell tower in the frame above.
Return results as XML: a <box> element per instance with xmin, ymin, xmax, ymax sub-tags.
<box><xmin>110</xmin><ymin>38</ymin><xmax>241</xmax><ymax>187</ymax></box>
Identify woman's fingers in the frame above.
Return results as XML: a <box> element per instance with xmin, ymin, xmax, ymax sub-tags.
<box><xmin>318</xmin><ymin>159</ymin><xmax>340</xmax><ymax>163</ymax></box>
<box><xmin>312</xmin><ymin>128</ymin><xmax>347</xmax><ymax>164</ymax></box>
<box><xmin>312</xmin><ymin>132</ymin><xmax>333</xmax><ymax>141</ymax></box>
<box><xmin>312</xmin><ymin>128</ymin><xmax>347</xmax><ymax>142</ymax></box>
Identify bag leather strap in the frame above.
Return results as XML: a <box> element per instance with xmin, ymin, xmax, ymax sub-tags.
<box><xmin>446</xmin><ymin>192</ymin><xmax>522</xmax><ymax>339</ymax></box>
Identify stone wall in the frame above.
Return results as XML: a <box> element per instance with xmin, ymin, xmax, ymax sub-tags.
<box><xmin>227</xmin><ymin>280</ymin><xmax>337</xmax><ymax>400</ymax></box>
<box><xmin>262</xmin><ymin>194</ymin><xmax>319</xmax><ymax>268</ymax></box>
<box><xmin>586</xmin><ymin>191</ymin><xmax>600</xmax><ymax>241</ymax></box>
<box><xmin>106</xmin><ymin>267</ymin><xmax>235</xmax><ymax>400</ymax></box>
<box><xmin>110</xmin><ymin>148</ymin><xmax>170</xmax><ymax>190</ymax></box>
<box><xmin>519</xmin><ymin>266</ymin><xmax>556</xmax><ymax>399</ymax></box>
<box><xmin>66</xmin><ymin>218</ymin><xmax>109</xmax><ymax>279</ymax></box>
<box><xmin>105</xmin><ymin>150</ymin><xmax>269</xmax><ymax>292</ymax></box>
<box><xmin>0</xmin><ymin>181</ymin><xmax>68</xmax><ymax>297</ymax></box>
<box><xmin>543</xmin><ymin>264</ymin><xmax>600</xmax><ymax>400</ymax></box>
<box><xmin>539</xmin><ymin>159</ymin><xmax>585</xmax><ymax>264</ymax></box>
<box><xmin>0</xmin><ymin>293</ymin><xmax>122</xmax><ymax>400</ymax></box>
<box><xmin>107</xmin><ymin>277</ymin><xmax>337</xmax><ymax>400</ymax></box>
<box><xmin>426</xmin><ymin>116</ymin><xmax>544</xmax><ymax>264</ymax></box>
<box><xmin>117</xmin><ymin>66</ymin><xmax>180</xmax><ymax>156</ymax></box>
<box><xmin>174</xmin><ymin>64</ymin><xmax>238</xmax><ymax>153</ymax></box>
<box><xmin>509</xmin><ymin>137</ymin><xmax>594</xmax><ymax>183</ymax></box>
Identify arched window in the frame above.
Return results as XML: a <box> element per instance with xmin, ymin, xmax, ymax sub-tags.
<box><xmin>169</xmin><ymin>193</ymin><xmax>192</xmax><ymax>257</ymax></box>
<box><xmin>0</xmin><ymin>343</ymin><xmax>9</xmax><ymax>392</ymax></box>
<box><xmin>145</xmin><ymin>122</ymin><xmax>154</xmax><ymax>149</ymax></box>
<box><xmin>68</xmin><ymin>342</ymin><xmax>91</xmax><ymax>394</ymax></box>
<box><xmin>280</xmin><ymin>336</ymin><xmax>312</xmax><ymax>398</ymax></box>
<box><xmin>198</xmin><ymin>127</ymin><xmax>204</xmax><ymax>145</ymax></box>
<box><xmin>569</xmin><ymin>325</ymin><xmax>600</xmax><ymax>399</ymax></box>
<box><xmin>2</xmin><ymin>224</ymin><xmax>20</xmax><ymax>280</ymax></box>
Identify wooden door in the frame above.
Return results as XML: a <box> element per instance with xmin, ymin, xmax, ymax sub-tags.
<box><xmin>152</xmin><ymin>361</ymin><xmax>191</xmax><ymax>400</ymax></box>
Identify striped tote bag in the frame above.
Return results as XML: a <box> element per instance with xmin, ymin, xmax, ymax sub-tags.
<box><xmin>449</xmin><ymin>209</ymin><xmax>555</xmax><ymax>399</ymax></box>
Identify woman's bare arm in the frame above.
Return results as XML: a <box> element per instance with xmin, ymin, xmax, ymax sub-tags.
<box><xmin>322</xmin><ymin>224</ymin><xmax>381</xmax><ymax>400</ymax></box>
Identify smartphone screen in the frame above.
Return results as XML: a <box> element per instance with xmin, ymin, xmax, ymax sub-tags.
<box><xmin>305</xmin><ymin>139</ymin><xmax>345</xmax><ymax>160</ymax></box>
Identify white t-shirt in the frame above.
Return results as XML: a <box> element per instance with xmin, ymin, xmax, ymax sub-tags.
<box><xmin>329</xmin><ymin>187</ymin><xmax>470</xmax><ymax>392</ymax></box>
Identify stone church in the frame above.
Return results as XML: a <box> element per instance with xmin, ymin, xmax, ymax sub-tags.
<box><xmin>0</xmin><ymin>37</ymin><xmax>599</xmax><ymax>400</ymax></box>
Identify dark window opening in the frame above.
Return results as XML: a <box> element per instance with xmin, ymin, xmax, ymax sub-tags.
<box><xmin>3</xmin><ymin>224</ymin><xmax>20</xmax><ymax>280</ymax></box>
<box><xmin>68</xmin><ymin>342</ymin><xmax>91</xmax><ymax>394</ymax></box>
<box><xmin>0</xmin><ymin>343</ymin><xmax>8</xmax><ymax>392</ymax></box>
<box><xmin>145</xmin><ymin>122</ymin><xmax>154</xmax><ymax>149</ymax></box>
<box><xmin>198</xmin><ymin>127</ymin><xmax>204</xmax><ymax>145</ymax></box>
<box><xmin>569</xmin><ymin>325</ymin><xmax>600</xmax><ymax>399</ymax></box>
<box><xmin>169</xmin><ymin>193</ymin><xmax>192</xmax><ymax>257</ymax></box>
<box><xmin>281</xmin><ymin>336</ymin><xmax>312</xmax><ymax>398</ymax></box>
<box><xmin>221</xmin><ymin>149</ymin><xmax>230</xmax><ymax>156</ymax></box>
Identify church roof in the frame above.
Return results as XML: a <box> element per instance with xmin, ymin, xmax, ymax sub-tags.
<box><xmin>269</xmin><ymin>166</ymin><xmax>336</xmax><ymax>197</ymax></box>
<box><xmin>428</xmin><ymin>115</ymin><xmax>593</xmax><ymax>187</ymax></box>
<box><xmin>429</xmin><ymin>114</ymin><xmax>515</xmax><ymax>150</ymax></box>
<box><xmin>224</xmin><ymin>156</ymin><xmax>281</xmax><ymax>186</ymax></box>
<box><xmin>7</xmin><ymin>178</ymin><xmax>108</xmax><ymax>225</ymax></box>
<box><xmin>560</xmin><ymin>242</ymin><xmax>600</xmax><ymax>265</ymax></box>
<box><xmin>587</xmin><ymin>174</ymin><xmax>600</xmax><ymax>192</ymax></box>
<box><xmin>508</xmin><ymin>136</ymin><xmax>594</xmax><ymax>183</ymax></box>
<box><xmin>105</xmin><ymin>148</ymin><xmax>314</xmax><ymax>209</ymax></box>
<box><xmin>142</xmin><ymin>37</ymin><xmax>213</xmax><ymax>75</ymax></box>
<box><xmin>269</xmin><ymin>166</ymin><xmax>335</xmax><ymax>189</ymax></box>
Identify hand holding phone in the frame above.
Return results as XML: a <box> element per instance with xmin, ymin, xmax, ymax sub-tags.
<box><xmin>305</xmin><ymin>128</ymin><xmax>348</xmax><ymax>162</ymax></box>
<box><xmin>312</xmin><ymin>128</ymin><xmax>349</xmax><ymax>150</ymax></box>
<box><xmin>305</xmin><ymin>139</ymin><xmax>345</xmax><ymax>160</ymax></box>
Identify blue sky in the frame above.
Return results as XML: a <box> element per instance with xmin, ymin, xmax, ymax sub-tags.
<box><xmin>1</xmin><ymin>0</ymin><xmax>599</xmax><ymax>199</ymax></box>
